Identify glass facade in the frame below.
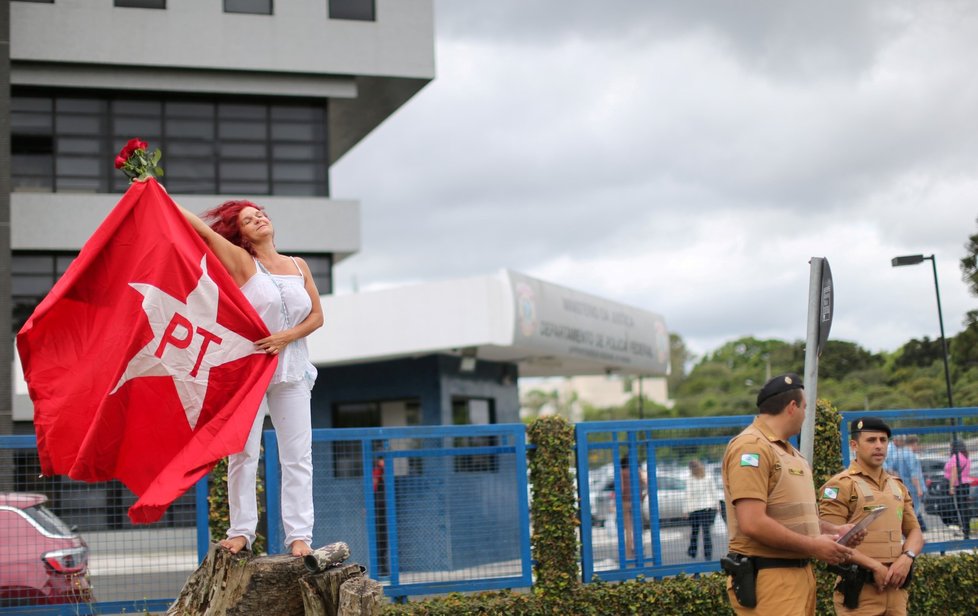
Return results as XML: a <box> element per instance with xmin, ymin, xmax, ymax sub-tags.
<box><xmin>10</xmin><ymin>90</ymin><xmax>334</xmax><ymax>331</ymax></box>
<box><xmin>12</xmin><ymin>91</ymin><xmax>329</xmax><ymax>196</ymax></box>
<box><xmin>11</xmin><ymin>251</ymin><xmax>332</xmax><ymax>333</ymax></box>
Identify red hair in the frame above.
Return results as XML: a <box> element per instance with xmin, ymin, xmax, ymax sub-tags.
<box><xmin>202</xmin><ymin>199</ymin><xmax>268</xmax><ymax>256</ymax></box>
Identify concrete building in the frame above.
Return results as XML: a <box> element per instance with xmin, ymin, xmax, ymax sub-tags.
<box><xmin>521</xmin><ymin>374</ymin><xmax>672</xmax><ymax>423</ymax></box>
<box><xmin>7</xmin><ymin>0</ymin><xmax>435</xmax><ymax>429</ymax></box>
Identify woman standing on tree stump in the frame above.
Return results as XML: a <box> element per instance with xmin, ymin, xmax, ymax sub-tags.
<box><xmin>117</xmin><ymin>140</ymin><xmax>322</xmax><ymax>557</ymax></box>
<box><xmin>179</xmin><ymin>199</ymin><xmax>323</xmax><ymax>557</ymax></box>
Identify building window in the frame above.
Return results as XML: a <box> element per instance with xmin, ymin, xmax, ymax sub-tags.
<box><xmin>452</xmin><ymin>398</ymin><xmax>499</xmax><ymax>473</ymax></box>
<box><xmin>329</xmin><ymin>0</ymin><xmax>375</xmax><ymax>21</ymax></box>
<box><xmin>225</xmin><ymin>0</ymin><xmax>272</xmax><ymax>15</ymax></box>
<box><xmin>332</xmin><ymin>402</ymin><xmax>380</xmax><ymax>478</ymax></box>
<box><xmin>115</xmin><ymin>0</ymin><xmax>166</xmax><ymax>8</ymax></box>
<box><xmin>12</xmin><ymin>252</ymin><xmax>77</xmax><ymax>332</ymax></box>
<box><xmin>12</xmin><ymin>92</ymin><xmax>329</xmax><ymax>197</ymax></box>
<box><xmin>11</xmin><ymin>97</ymin><xmax>54</xmax><ymax>192</ymax></box>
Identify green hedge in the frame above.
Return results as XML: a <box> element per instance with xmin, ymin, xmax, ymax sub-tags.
<box><xmin>385</xmin><ymin>410</ymin><xmax>978</xmax><ymax>615</ymax></box>
<box><xmin>525</xmin><ymin>416</ymin><xmax>580</xmax><ymax>596</ymax></box>
<box><xmin>383</xmin><ymin>555</ymin><xmax>978</xmax><ymax>616</ymax></box>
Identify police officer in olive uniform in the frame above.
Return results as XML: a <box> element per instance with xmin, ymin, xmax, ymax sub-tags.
<box><xmin>722</xmin><ymin>374</ymin><xmax>857</xmax><ymax>616</ymax></box>
<box><xmin>819</xmin><ymin>417</ymin><xmax>924</xmax><ymax>615</ymax></box>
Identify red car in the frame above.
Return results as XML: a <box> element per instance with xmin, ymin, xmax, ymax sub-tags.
<box><xmin>0</xmin><ymin>493</ymin><xmax>95</xmax><ymax>607</ymax></box>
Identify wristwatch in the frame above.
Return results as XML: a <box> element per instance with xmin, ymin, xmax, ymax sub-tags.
<box><xmin>903</xmin><ymin>549</ymin><xmax>917</xmax><ymax>560</ymax></box>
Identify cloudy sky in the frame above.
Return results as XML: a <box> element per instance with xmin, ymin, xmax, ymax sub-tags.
<box><xmin>331</xmin><ymin>0</ymin><xmax>978</xmax><ymax>359</ymax></box>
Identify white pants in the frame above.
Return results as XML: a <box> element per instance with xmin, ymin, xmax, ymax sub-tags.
<box><xmin>226</xmin><ymin>380</ymin><xmax>314</xmax><ymax>550</ymax></box>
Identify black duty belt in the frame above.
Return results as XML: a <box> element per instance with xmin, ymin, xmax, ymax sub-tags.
<box><xmin>752</xmin><ymin>556</ymin><xmax>810</xmax><ymax>569</ymax></box>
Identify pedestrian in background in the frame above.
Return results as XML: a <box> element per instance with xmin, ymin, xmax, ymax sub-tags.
<box><xmin>945</xmin><ymin>440</ymin><xmax>972</xmax><ymax>539</ymax></box>
<box><xmin>684</xmin><ymin>459</ymin><xmax>718</xmax><ymax>560</ymax></box>
<box><xmin>619</xmin><ymin>453</ymin><xmax>646</xmax><ymax>561</ymax></box>
<box><xmin>901</xmin><ymin>436</ymin><xmax>928</xmax><ymax>533</ymax></box>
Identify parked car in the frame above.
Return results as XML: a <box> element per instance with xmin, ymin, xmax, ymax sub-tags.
<box><xmin>0</xmin><ymin>493</ymin><xmax>94</xmax><ymax>607</ymax></box>
<box><xmin>590</xmin><ymin>469</ymin><xmax>690</xmax><ymax>528</ymax></box>
<box><xmin>919</xmin><ymin>455</ymin><xmax>946</xmax><ymax>490</ymax></box>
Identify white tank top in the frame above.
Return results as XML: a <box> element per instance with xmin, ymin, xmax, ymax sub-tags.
<box><xmin>240</xmin><ymin>257</ymin><xmax>317</xmax><ymax>389</ymax></box>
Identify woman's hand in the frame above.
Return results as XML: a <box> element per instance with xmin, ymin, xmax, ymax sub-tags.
<box><xmin>255</xmin><ymin>331</ymin><xmax>293</xmax><ymax>355</ymax></box>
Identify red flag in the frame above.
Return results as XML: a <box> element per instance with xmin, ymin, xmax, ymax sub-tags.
<box><xmin>17</xmin><ymin>179</ymin><xmax>277</xmax><ymax>524</ymax></box>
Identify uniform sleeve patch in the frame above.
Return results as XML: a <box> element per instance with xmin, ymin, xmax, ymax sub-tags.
<box><xmin>740</xmin><ymin>453</ymin><xmax>760</xmax><ymax>467</ymax></box>
<box><xmin>822</xmin><ymin>487</ymin><xmax>839</xmax><ymax>500</ymax></box>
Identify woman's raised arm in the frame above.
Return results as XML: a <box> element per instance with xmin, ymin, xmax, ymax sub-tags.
<box><xmin>175</xmin><ymin>203</ymin><xmax>254</xmax><ymax>287</ymax></box>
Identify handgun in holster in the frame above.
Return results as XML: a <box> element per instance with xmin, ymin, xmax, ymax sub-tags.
<box><xmin>721</xmin><ymin>553</ymin><xmax>757</xmax><ymax>608</ymax></box>
<box><xmin>827</xmin><ymin>563</ymin><xmax>868</xmax><ymax>609</ymax></box>
<box><xmin>901</xmin><ymin>560</ymin><xmax>916</xmax><ymax>589</ymax></box>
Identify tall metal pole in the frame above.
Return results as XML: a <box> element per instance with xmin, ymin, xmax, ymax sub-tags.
<box><xmin>929</xmin><ymin>256</ymin><xmax>954</xmax><ymax>408</ymax></box>
<box><xmin>893</xmin><ymin>253</ymin><xmax>964</xmax><ymax>531</ymax></box>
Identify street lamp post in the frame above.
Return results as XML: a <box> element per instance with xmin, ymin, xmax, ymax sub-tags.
<box><xmin>892</xmin><ymin>254</ymin><xmax>968</xmax><ymax>535</ymax></box>
<box><xmin>891</xmin><ymin>254</ymin><xmax>954</xmax><ymax>408</ymax></box>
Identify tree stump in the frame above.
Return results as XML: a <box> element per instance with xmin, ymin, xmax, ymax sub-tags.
<box><xmin>298</xmin><ymin>564</ymin><xmax>364</xmax><ymax>616</ymax></box>
<box><xmin>337</xmin><ymin>577</ymin><xmax>384</xmax><ymax>616</ymax></box>
<box><xmin>166</xmin><ymin>542</ymin><xmax>356</xmax><ymax>616</ymax></box>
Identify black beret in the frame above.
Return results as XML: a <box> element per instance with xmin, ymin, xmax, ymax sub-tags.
<box><xmin>850</xmin><ymin>416</ymin><xmax>891</xmax><ymax>438</ymax></box>
<box><xmin>756</xmin><ymin>373</ymin><xmax>804</xmax><ymax>407</ymax></box>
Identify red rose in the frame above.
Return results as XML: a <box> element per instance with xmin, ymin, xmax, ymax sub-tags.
<box><xmin>115</xmin><ymin>138</ymin><xmax>149</xmax><ymax>168</ymax></box>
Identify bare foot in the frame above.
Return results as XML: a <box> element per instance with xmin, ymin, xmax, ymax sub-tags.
<box><xmin>290</xmin><ymin>540</ymin><xmax>312</xmax><ymax>557</ymax></box>
<box><xmin>219</xmin><ymin>536</ymin><xmax>248</xmax><ymax>554</ymax></box>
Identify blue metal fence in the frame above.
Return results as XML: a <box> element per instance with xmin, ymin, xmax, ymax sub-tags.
<box><xmin>263</xmin><ymin>424</ymin><xmax>533</xmax><ymax>599</ymax></box>
<box><xmin>4</xmin><ymin>408</ymin><xmax>978</xmax><ymax>613</ymax></box>
<box><xmin>575</xmin><ymin>416</ymin><xmax>758</xmax><ymax>583</ymax></box>
<box><xmin>574</xmin><ymin>407</ymin><xmax>978</xmax><ymax>585</ymax></box>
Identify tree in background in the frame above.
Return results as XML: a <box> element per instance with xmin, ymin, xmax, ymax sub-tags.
<box><xmin>960</xmin><ymin>215</ymin><xmax>978</xmax><ymax>300</ymax></box>
<box><xmin>671</xmin><ymin>337</ymin><xmax>803</xmax><ymax>416</ymax></box>
<box><xmin>667</xmin><ymin>332</ymin><xmax>693</xmax><ymax>394</ymax></box>
<box><xmin>893</xmin><ymin>336</ymin><xmax>945</xmax><ymax>369</ymax></box>
<box><xmin>817</xmin><ymin>340</ymin><xmax>884</xmax><ymax>380</ymax></box>
<box><xmin>953</xmin><ymin>218</ymin><xmax>978</xmax><ymax>405</ymax></box>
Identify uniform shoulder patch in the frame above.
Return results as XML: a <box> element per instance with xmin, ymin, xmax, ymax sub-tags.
<box><xmin>740</xmin><ymin>453</ymin><xmax>760</xmax><ymax>467</ymax></box>
<box><xmin>822</xmin><ymin>486</ymin><xmax>839</xmax><ymax>500</ymax></box>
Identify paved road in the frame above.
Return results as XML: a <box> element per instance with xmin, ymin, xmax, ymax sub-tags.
<box><xmin>83</xmin><ymin>527</ymin><xmax>199</xmax><ymax>603</ymax></box>
<box><xmin>588</xmin><ymin>508</ymin><xmax>961</xmax><ymax>572</ymax></box>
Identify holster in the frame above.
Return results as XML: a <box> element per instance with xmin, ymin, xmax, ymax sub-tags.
<box><xmin>721</xmin><ymin>553</ymin><xmax>757</xmax><ymax>608</ymax></box>
<box><xmin>901</xmin><ymin>560</ymin><xmax>916</xmax><ymax>589</ymax></box>
<box><xmin>828</xmin><ymin>563</ymin><xmax>868</xmax><ymax>609</ymax></box>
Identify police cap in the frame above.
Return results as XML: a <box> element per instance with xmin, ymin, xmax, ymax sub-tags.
<box><xmin>756</xmin><ymin>373</ymin><xmax>804</xmax><ymax>407</ymax></box>
<box><xmin>850</xmin><ymin>416</ymin><xmax>891</xmax><ymax>438</ymax></box>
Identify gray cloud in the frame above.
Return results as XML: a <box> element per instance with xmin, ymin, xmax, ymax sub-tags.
<box><xmin>331</xmin><ymin>1</ymin><xmax>978</xmax><ymax>355</ymax></box>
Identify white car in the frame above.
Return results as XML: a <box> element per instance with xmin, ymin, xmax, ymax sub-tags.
<box><xmin>590</xmin><ymin>468</ymin><xmax>690</xmax><ymax>527</ymax></box>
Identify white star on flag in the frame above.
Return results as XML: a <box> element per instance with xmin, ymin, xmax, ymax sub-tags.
<box><xmin>111</xmin><ymin>256</ymin><xmax>262</xmax><ymax>429</ymax></box>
